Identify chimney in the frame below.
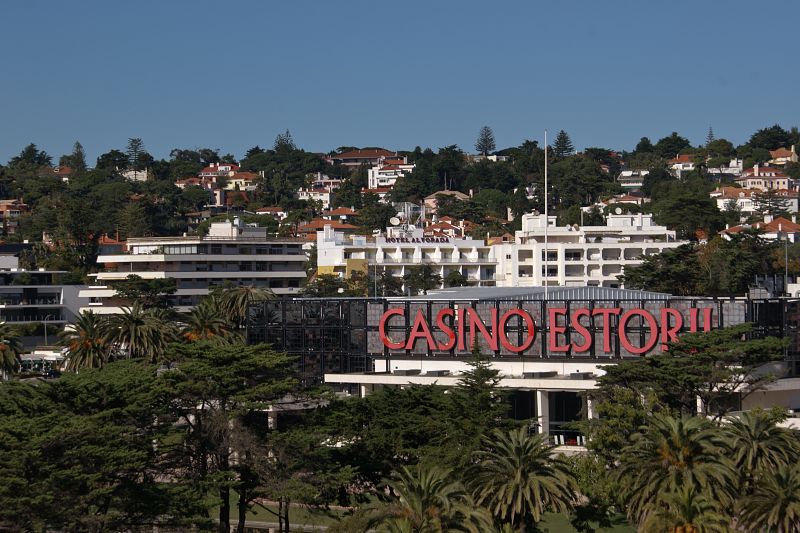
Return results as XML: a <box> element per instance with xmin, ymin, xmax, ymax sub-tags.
<box><xmin>764</xmin><ymin>213</ymin><xmax>774</xmax><ymax>224</ymax></box>
<box><xmin>754</xmin><ymin>163</ymin><xmax>759</xmax><ymax>176</ymax></box>
<box><xmin>793</xmin><ymin>215</ymin><xmax>797</xmax><ymax>224</ymax></box>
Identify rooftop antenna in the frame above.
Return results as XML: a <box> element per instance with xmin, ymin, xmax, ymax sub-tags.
<box><xmin>544</xmin><ymin>129</ymin><xmax>549</xmax><ymax>302</ymax></box>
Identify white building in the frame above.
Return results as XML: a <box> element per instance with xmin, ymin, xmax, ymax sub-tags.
<box><xmin>617</xmin><ymin>169</ymin><xmax>648</xmax><ymax>190</ymax></box>
<box><xmin>297</xmin><ymin>188</ymin><xmax>333</xmax><ymax>209</ymax></box>
<box><xmin>707</xmin><ymin>158</ymin><xmax>744</xmax><ymax>180</ymax></box>
<box><xmin>735</xmin><ymin>165</ymin><xmax>794</xmax><ymax>191</ymax></box>
<box><xmin>367</xmin><ymin>157</ymin><xmax>415</xmax><ymax>190</ymax></box>
<box><xmin>493</xmin><ymin>213</ymin><xmax>685</xmax><ymax>288</ymax></box>
<box><xmin>668</xmin><ymin>154</ymin><xmax>695</xmax><ymax>178</ymax></box>
<box><xmin>316</xmin><ymin>224</ymin><xmax>497</xmax><ymax>290</ymax></box>
<box><xmin>710</xmin><ymin>187</ymin><xmax>799</xmax><ymax>217</ymax></box>
<box><xmin>80</xmin><ymin>219</ymin><xmax>307</xmax><ymax>314</ymax></box>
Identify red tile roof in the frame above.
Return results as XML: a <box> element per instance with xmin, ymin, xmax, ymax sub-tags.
<box><xmin>669</xmin><ymin>154</ymin><xmax>694</xmax><ymax>164</ymax></box>
<box><xmin>334</xmin><ymin>148</ymin><xmax>395</xmax><ymax>160</ymax></box>
<box><xmin>723</xmin><ymin>217</ymin><xmax>800</xmax><ymax>235</ymax></box>
<box><xmin>324</xmin><ymin>207</ymin><xmax>359</xmax><ymax>216</ymax></box>
<box><xmin>298</xmin><ymin>219</ymin><xmax>359</xmax><ymax>231</ymax></box>
<box><xmin>770</xmin><ymin>147</ymin><xmax>795</xmax><ymax>158</ymax></box>
<box><xmin>742</xmin><ymin>166</ymin><xmax>786</xmax><ymax>177</ymax></box>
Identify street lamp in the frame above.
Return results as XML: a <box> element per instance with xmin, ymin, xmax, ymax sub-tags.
<box><xmin>43</xmin><ymin>314</ymin><xmax>55</xmax><ymax>346</ymax></box>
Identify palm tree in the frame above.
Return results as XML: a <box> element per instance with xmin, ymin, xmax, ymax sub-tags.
<box><xmin>105</xmin><ymin>303</ymin><xmax>178</xmax><ymax>363</ymax></box>
<box><xmin>467</xmin><ymin>427</ymin><xmax>576</xmax><ymax>530</ymax></box>
<box><xmin>369</xmin><ymin>465</ymin><xmax>495</xmax><ymax>533</ymax></box>
<box><xmin>60</xmin><ymin>311</ymin><xmax>110</xmax><ymax>371</ymax></box>
<box><xmin>642</xmin><ymin>486</ymin><xmax>730</xmax><ymax>533</ymax></box>
<box><xmin>217</xmin><ymin>285</ymin><xmax>275</xmax><ymax>329</ymax></box>
<box><xmin>724</xmin><ymin>410</ymin><xmax>800</xmax><ymax>494</ymax></box>
<box><xmin>181</xmin><ymin>299</ymin><xmax>236</xmax><ymax>344</ymax></box>
<box><xmin>615</xmin><ymin>414</ymin><xmax>736</xmax><ymax>527</ymax></box>
<box><xmin>0</xmin><ymin>322</ymin><xmax>22</xmax><ymax>379</ymax></box>
<box><xmin>739</xmin><ymin>463</ymin><xmax>800</xmax><ymax>533</ymax></box>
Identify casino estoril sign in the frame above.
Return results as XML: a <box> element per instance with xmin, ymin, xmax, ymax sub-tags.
<box><xmin>378</xmin><ymin>305</ymin><xmax>713</xmax><ymax>356</ymax></box>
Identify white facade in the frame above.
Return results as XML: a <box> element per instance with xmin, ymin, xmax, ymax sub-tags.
<box><xmin>80</xmin><ymin>220</ymin><xmax>307</xmax><ymax>314</ymax></box>
<box><xmin>316</xmin><ymin>224</ymin><xmax>497</xmax><ymax>289</ymax></box>
<box><xmin>494</xmin><ymin>213</ymin><xmax>685</xmax><ymax>288</ymax></box>
<box><xmin>617</xmin><ymin>169</ymin><xmax>648</xmax><ymax>190</ymax></box>
<box><xmin>367</xmin><ymin>160</ymin><xmax>415</xmax><ymax>190</ymax></box>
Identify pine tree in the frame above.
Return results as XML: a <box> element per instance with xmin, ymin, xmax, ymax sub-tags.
<box><xmin>59</xmin><ymin>141</ymin><xmax>87</xmax><ymax>173</ymax></box>
<box><xmin>126</xmin><ymin>138</ymin><xmax>146</xmax><ymax>170</ymax></box>
<box><xmin>273</xmin><ymin>129</ymin><xmax>296</xmax><ymax>152</ymax></box>
<box><xmin>475</xmin><ymin>126</ymin><xmax>496</xmax><ymax>156</ymax></box>
<box><xmin>706</xmin><ymin>126</ymin><xmax>715</xmax><ymax>147</ymax></box>
<box><xmin>553</xmin><ymin>130</ymin><xmax>575</xmax><ymax>158</ymax></box>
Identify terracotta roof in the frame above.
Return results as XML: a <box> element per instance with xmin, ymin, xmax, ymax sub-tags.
<box><xmin>425</xmin><ymin>190</ymin><xmax>470</xmax><ymax>200</ymax></box>
<box><xmin>426</xmin><ymin>222</ymin><xmax>460</xmax><ymax>231</ymax></box>
<box><xmin>361</xmin><ymin>187</ymin><xmax>392</xmax><ymax>194</ymax></box>
<box><xmin>669</xmin><ymin>154</ymin><xmax>694</xmax><ymax>164</ymax></box>
<box><xmin>256</xmin><ymin>206</ymin><xmax>284</xmax><ymax>213</ymax></box>
<box><xmin>324</xmin><ymin>207</ymin><xmax>358</xmax><ymax>216</ymax></box>
<box><xmin>710</xmin><ymin>187</ymin><xmax>760</xmax><ymax>200</ymax></box>
<box><xmin>333</xmin><ymin>148</ymin><xmax>395</xmax><ymax>160</ymax></box>
<box><xmin>742</xmin><ymin>166</ymin><xmax>786</xmax><ymax>177</ymax></box>
<box><xmin>52</xmin><ymin>166</ymin><xmax>73</xmax><ymax>176</ymax></box>
<box><xmin>231</xmin><ymin>171</ymin><xmax>258</xmax><ymax>180</ymax></box>
<box><xmin>298</xmin><ymin>219</ymin><xmax>359</xmax><ymax>231</ymax></box>
<box><xmin>723</xmin><ymin>217</ymin><xmax>800</xmax><ymax>235</ymax></box>
<box><xmin>770</xmin><ymin>147</ymin><xmax>795</xmax><ymax>158</ymax></box>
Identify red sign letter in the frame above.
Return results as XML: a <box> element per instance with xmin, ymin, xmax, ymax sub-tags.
<box><xmin>405</xmin><ymin>309</ymin><xmax>437</xmax><ymax>351</ymax></box>
<box><xmin>619</xmin><ymin>309</ymin><xmax>659</xmax><ymax>355</ymax></box>
<box><xmin>592</xmin><ymin>308</ymin><xmax>622</xmax><ymax>353</ymax></box>
<box><xmin>548</xmin><ymin>307</ymin><xmax>570</xmax><ymax>352</ymax></box>
<box><xmin>570</xmin><ymin>308</ymin><xmax>592</xmax><ymax>353</ymax></box>
<box><xmin>690</xmin><ymin>307</ymin><xmax>713</xmax><ymax>333</ymax></box>
<box><xmin>379</xmin><ymin>308</ymin><xmax>406</xmax><ymax>350</ymax></box>
<box><xmin>468</xmin><ymin>308</ymin><xmax>499</xmax><ymax>351</ymax></box>
<box><xmin>660</xmin><ymin>308</ymin><xmax>683</xmax><ymax>350</ymax></box>
<box><xmin>498</xmin><ymin>309</ymin><xmax>536</xmax><ymax>353</ymax></box>
<box><xmin>436</xmin><ymin>308</ymin><xmax>456</xmax><ymax>351</ymax></box>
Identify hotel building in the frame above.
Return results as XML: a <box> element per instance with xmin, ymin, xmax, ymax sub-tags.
<box><xmin>80</xmin><ymin>219</ymin><xmax>307</xmax><ymax>313</ymax></box>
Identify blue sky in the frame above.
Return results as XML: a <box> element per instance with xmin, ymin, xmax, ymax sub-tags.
<box><xmin>1</xmin><ymin>1</ymin><xmax>798</xmax><ymax>164</ymax></box>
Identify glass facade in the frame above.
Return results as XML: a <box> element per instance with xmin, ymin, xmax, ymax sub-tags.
<box><xmin>247</xmin><ymin>297</ymin><xmax>800</xmax><ymax>384</ymax></box>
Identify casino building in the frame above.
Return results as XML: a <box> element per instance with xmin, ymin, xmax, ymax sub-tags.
<box><xmin>247</xmin><ymin>286</ymin><xmax>800</xmax><ymax>446</ymax></box>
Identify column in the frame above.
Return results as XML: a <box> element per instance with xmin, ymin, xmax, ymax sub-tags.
<box><xmin>586</xmin><ymin>396</ymin><xmax>596</xmax><ymax>420</ymax></box>
<box><xmin>536</xmin><ymin>390</ymin><xmax>550</xmax><ymax>438</ymax></box>
<box><xmin>267</xmin><ymin>411</ymin><xmax>278</xmax><ymax>430</ymax></box>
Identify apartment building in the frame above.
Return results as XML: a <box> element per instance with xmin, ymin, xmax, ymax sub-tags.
<box><xmin>80</xmin><ymin>219</ymin><xmax>307</xmax><ymax>313</ymax></box>
<box><xmin>316</xmin><ymin>224</ymin><xmax>497</xmax><ymax>290</ymax></box>
<box><xmin>367</xmin><ymin>157</ymin><xmax>415</xmax><ymax>189</ymax></box>
<box><xmin>0</xmin><ymin>266</ymin><xmax>86</xmax><ymax>325</ymax></box>
<box><xmin>493</xmin><ymin>213</ymin><xmax>685</xmax><ymax>288</ymax></box>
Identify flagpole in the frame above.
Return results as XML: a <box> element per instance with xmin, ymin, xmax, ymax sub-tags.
<box><xmin>544</xmin><ymin>130</ymin><xmax>548</xmax><ymax>302</ymax></box>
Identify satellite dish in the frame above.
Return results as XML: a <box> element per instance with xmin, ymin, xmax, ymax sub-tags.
<box><xmin>614</xmin><ymin>207</ymin><xmax>623</xmax><ymax>214</ymax></box>
<box><xmin>389</xmin><ymin>217</ymin><xmax>401</xmax><ymax>226</ymax></box>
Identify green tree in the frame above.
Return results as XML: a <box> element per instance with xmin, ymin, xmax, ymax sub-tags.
<box><xmin>404</xmin><ymin>264</ymin><xmax>443</xmax><ymax>295</ymax></box>
<box><xmin>160</xmin><ymin>342</ymin><xmax>298</xmax><ymax>533</ymax></box>
<box><xmin>8</xmin><ymin>143</ymin><xmax>52</xmax><ymax>168</ymax></box>
<box><xmin>748</xmin><ymin>124</ymin><xmax>794</xmax><ymax>151</ymax></box>
<box><xmin>216</xmin><ymin>284</ymin><xmax>276</xmax><ymax>330</ymax></box>
<box><xmin>753</xmin><ymin>189</ymin><xmax>792</xmax><ymax>217</ymax></box>
<box><xmin>633</xmin><ymin>137</ymin><xmax>654</xmax><ymax>154</ymax></box>
<box><xmin>444</xmin><ymin>270</ymin><xmax>468</xmax><ymax>287</ymax></box>
<box><xmin>0</xmin><ymin>361</ymin><xmax>210</xmax><ymax>531</ymax></box>
<box><xmin>468</xmin><ymin>427</ymin><xmax>577</xmax><ymax>529</ymax></box>
<box><xmin>642</xmin><ymin>485</ymin><xmax>730</xmax><ymax>533</ymax></box>
<box><xmin>302</xmin><ymin>273</ymin><xmax>345</xmax><ymax>297</ymax></box>
<box><xmin>59</xmin><ymin>311</ymin><xmax>110</xmax><ymax>370</ymax></box>
<box><xmin>95</xmin><ymin>149</ymin><xmax>130</xmax><ymax>171</ymax></box>
<box><xmin>182</xmin><ymin>298</ymin><xmax>236</xmax><ymax>344</ymax></box>
<box><xmin>739</xmin><ymin>463</ymin><xmax>800</xmax><ymax>533</ymax></box>
<box><xmin>126</xmin><ymin>137</ymin><xmax>151</xmax><ymax>171</ymax></box>
<box><xmin>724</xmin><ymin>409</ymin><xmax>800</xmax><ymax>495</ymax></box>
<box><xmin>619</xmin><ymin>243</ymin><xmax>701</xmax><ymax>295</ymax></box>
<box><xmin>368</xmin><ymin>465</ymin><xmax>494</xmax><ymax>533</ymax></box>
<box><xmin>475</xmin><ymin>125</ymin><xmax>497</xmax><ymax>156</ymax></box>
<box><xmin>59</xmin><ymin>141</ymin><xmax>87</xmax><ymax>173</ymax></box>
<box><xmin>376</xmin><ymin>270</ymin><xmax>404</xmax><ymax>297</ymax></box>
<box><xmin>654</xmin><ymin>132</ymin><xmax>691</xmax><ymax>159</ymax></box>
<box><xmin>0</xmin><ymin>322</ymin><xmax>22</xmax><ymax>379</ymax></box>
<box><xmin>552</xmin><ymin>129</ymin><xmax>575</xmax><ymax>158</ymax></box>
<box><xmin>615</xmin><ymin>414</ymin><xmax>735</xmax><ymax>528</ymax></box>
<box><xmin>105</xmin><ymin>302</ymin><xmax>177</xmax><ymax>362</ymax></box>
<box><xmin>111</xmin><ymin>274</ymin><xmax>177</xmax><ymax>307</ymax></box>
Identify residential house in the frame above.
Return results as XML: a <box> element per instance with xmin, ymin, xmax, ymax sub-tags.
<box><xmin>720</xmin><ymin>215</ymin><xmax>800</xmax><ymax>243</ymax></box>
<box><xmin>367</xmin><ymin>157</ymin><xmax>415</xmax><ymax>189</ymax></box>
<box><xmin>769</xmin><ymin>146</ymin><xmax>798</xmax><ymax>167</ymax></box>
<box><xmin>616</xmin><ymin>169</ymin><xmax>649</xmax><ymax>190</ymax></box>
<box><xmin>668</xmin><ymin>154</ymin><xmax>696</xmax><ymax>178</ymax></box>
<box><xmin>326</xmin><ymin>148</ymin><xmax>399</xmax><ymax>168</ymax></box>
<box><xmin>735</xmin><ymin>165</ymin><xmax>794</xmax><ymax>191</ymax></box>
<box><xmin>424</xmin><ymin>190</ymin><xmax>470</xmax><ymax>213</ymax></box>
